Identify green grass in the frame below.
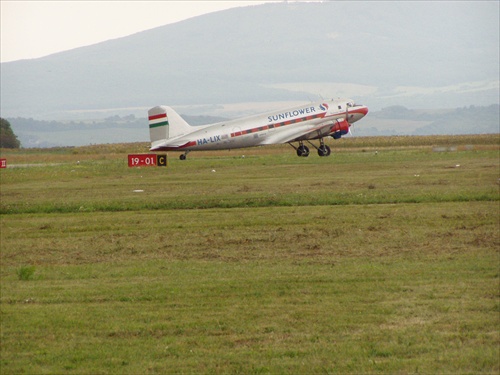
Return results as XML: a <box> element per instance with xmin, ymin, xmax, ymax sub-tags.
<box><xmin>1</xmin><ymin>135</ymin><xmax>499</xmax><ymax>374</ymax></box>
<box><xmin>1</xmin><ymin>139</ymin><xmax>498</xmax><ymax>214</ymax></box>
<box><xmin>15</xmin><ymin>265</ymin><xmax>36</xmax><ymax>281</ymax></box>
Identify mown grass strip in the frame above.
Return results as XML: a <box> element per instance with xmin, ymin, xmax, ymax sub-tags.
<box><xmin>1</xmin><ymin>146</ymin><xmax>498</xmax><ymax>214</ymax></box>
<box><xmin>1</xmin><ymin>191</ymin><xmax>498</xmax><ymax>215</ymax></box>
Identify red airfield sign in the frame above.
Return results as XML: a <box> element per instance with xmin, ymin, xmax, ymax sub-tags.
<box><xmin>128</xmin><ymin>154</ymin><xmax>166</xmax><ymax>167</ymax></box>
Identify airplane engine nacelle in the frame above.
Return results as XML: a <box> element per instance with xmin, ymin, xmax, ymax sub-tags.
<box><xmin>331</xmin><ymin>119</ymin><xmax>350</xmax><ymax>139</ymax></box>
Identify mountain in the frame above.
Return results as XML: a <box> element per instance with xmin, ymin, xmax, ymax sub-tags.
<box><xmin>361</xmin><ymin>104</ymin><xmax>499</xmax><ymax>137</ymax></box>
<box><xmin>1</xmin><ymin>2</ymin><xmax>499</xmax><ymax>123</ymax></box>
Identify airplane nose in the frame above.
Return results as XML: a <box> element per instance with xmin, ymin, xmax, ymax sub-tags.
<box><xmin>349</xmin><ymin>105</ymin><xmax>368</xmax><ymax>122</ymax></box>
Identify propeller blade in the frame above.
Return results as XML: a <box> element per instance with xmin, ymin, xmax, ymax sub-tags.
<box><xmin>346</xmin><ymin>104</ymin><xmax>352</xmax><ymax>135</ymax></box>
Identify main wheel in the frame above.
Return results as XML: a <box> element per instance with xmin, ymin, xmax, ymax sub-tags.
<box><xmin>318</xmin><ymin>145</ymin><xmax>331</xmax><ymax>157</ymax></box>
<box><xmin>296</xmin><ymin>145</ymin><xmax>310</xmax><ymax>157</ymax></box>
<box><xmin>179</xmin><ymin>154</ymin><xmax>187</xmax><ymax>160</ymax></box>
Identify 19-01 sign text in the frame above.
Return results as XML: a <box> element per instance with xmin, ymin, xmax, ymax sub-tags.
<box><xmin>128</xmin><ymin>154</ymin><xmax>167</xmax><ymax>167</ymax></box>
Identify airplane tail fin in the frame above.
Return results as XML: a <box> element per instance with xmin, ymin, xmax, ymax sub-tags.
<box><xmin>148</xmin><ymin>106</ymin><xmax>192</xmax><ymax>149</ymax></box>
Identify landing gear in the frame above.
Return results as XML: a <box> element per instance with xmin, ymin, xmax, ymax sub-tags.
<box><xmin>296</xmin><ymin>144</ymin><xmax>310</xmax><ymax>157</ymax></box>
<box><xmin>318</xmin><ymin>144</ymin><xmax>331</xmax><ymax>157</ymax></box>
<box><xmin>288</xmin><ymin>142</ymin><xmax>310</xmax><ymax>157</ymax></box>
<box><xmin>289</xmin><ymin>139</ymin><xmax>331</xmax><ymax>157</ymax></box>
<box><xmin>317</xmin><ymin>139</ymin><xmax>331</xmax><ymax>157</ymax></box>
<box><xmin>179</xmin><ymin>151</ymin><xmax>190</xmax><ymax>160</ymax></box>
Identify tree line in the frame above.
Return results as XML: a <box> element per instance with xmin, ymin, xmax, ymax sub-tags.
<box><xmin>0</xmin><ymin>118</ymin><xmax>20</xmax><ymax>148</ymax></box>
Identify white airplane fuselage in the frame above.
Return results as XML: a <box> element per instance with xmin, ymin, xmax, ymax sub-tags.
<box><xmin>148</xmin><ymin>98</ymin><xmax>368</xmax><ymax>158</ymax></box>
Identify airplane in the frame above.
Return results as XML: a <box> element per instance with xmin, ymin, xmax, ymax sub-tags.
<box><xmin>148</xmin><ymin>98</ymin><xmax>368</xmax><ymax>160</ymax></box>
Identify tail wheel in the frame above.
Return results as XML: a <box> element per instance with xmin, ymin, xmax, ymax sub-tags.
<box><xmin>179</xmin><ymin>151</ymin><xmax>190</xmax><ymax>160</ymax></box>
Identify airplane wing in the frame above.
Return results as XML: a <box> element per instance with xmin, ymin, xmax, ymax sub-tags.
<box><xmin>259</xmin><ymin>119</ymin><xmax>348</xmax><ymax>145</ymax></box>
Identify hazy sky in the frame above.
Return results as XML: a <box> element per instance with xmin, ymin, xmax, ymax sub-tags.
<box><xmin>0</xmin><ymin>1</ymin><xmax>272</xmax><ymax>63</ymax></box>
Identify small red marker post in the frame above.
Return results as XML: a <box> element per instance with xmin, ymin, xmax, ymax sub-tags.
<box><xmin>0</xmin><ymin>159</ymin><xmax>6</xmax><ymax>168</ymax></box>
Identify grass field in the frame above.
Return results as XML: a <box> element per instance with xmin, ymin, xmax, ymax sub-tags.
<box><xmin>1</xmin><ymin>135</ymin><xmax>499</xmax><ymax>374</ymax></box>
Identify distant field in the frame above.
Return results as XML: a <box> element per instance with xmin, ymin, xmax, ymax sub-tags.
<box><xmin>1</xmin><ymin>135</ymin><xmax>499</xmax><ymax>374</ymax></box>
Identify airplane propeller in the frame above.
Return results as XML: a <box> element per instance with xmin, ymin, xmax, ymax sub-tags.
<box><xmin>348</xmin><ymin>109</ymin><xmax>354</xmax><ymax>136</ymax></box>
<box><xmin>345</xmin><ymin>104</ymin><xmax>353</xmax><ymax>136</ymax></box>
<box><xmin>346</xmin><ymin>106</ymin><xmax>350</xmax><ymax>134</ymax></box>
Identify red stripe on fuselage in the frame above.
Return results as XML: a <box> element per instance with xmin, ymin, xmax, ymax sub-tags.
<box><xmin>148</xmin><ymin>113</ymin><xmax>167</xmax><ymax>121</ymax></box>
<box><xmin>230</xmin><ymin>112</ymin><xmax>327</xmax><ymax>138</ymax></box>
